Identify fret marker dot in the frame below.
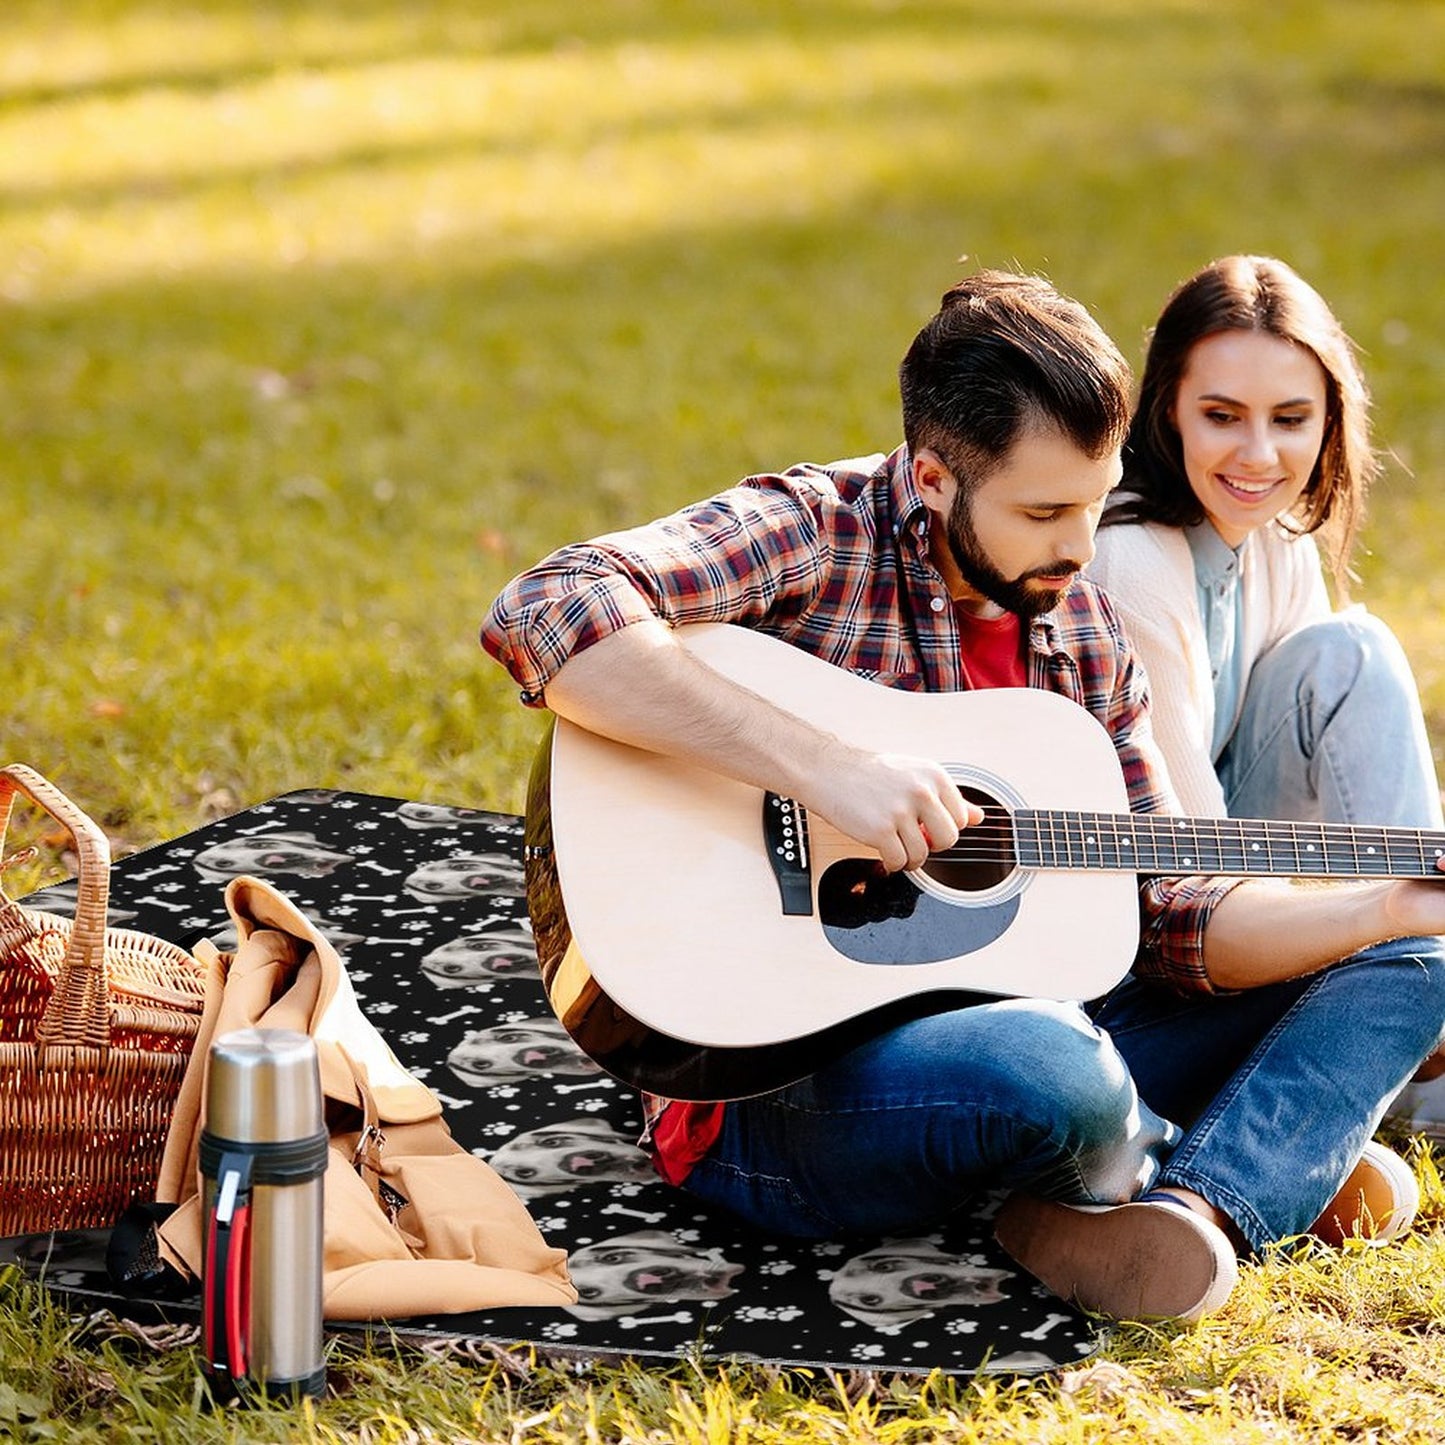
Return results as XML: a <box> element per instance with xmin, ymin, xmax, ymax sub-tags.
<box><xmin>1367</xmin><ymin>846</ymin><xmax>1377</xmax><ymax>855</ymax></box>
<box><xmin>1306</xmin><ymin>844</ymin><xmax>1316</xmax><ymax>851</ymax></box>
<box><xmin>1250</xmin><ymin>842</ymin><xmax>1261</xmax><ymax>851</ymax></box>
<box><xmin>1183</xmin><ymin>856</ymin><xmax>1193</xmax><ymax>867</ymax></box>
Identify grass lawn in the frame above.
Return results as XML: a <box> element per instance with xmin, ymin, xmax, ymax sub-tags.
<box><xmin>4</xmin><ymin>1</ymin><xmax>1445</xmax><ymax>1438</ymax></box>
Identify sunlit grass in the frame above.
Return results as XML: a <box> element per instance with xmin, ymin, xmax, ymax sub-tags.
<box><xmin>5</xmin><ymin>2</ymin><xmax>1445</xmax><ymax>1438</ymax></box>
<box><xmin>6</xmin><ymin>2</ymin><xmax>1445</xmax><ymax>836</ymax></box>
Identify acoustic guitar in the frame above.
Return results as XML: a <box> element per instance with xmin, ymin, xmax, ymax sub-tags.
<box><xmin>523</xmin><ymin>623</ymin><xmax>1445</xmax><ymax>1100</ymax></box>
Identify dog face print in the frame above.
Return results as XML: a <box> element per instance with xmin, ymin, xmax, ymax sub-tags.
<box><xmin>420</xmin><ymin>928</ymin><xmax>537</xmax><ymax>988</ymax></box>
<box><xmin>403</xmin><ymin>852</ymin><xmax>525</xmax><ymax>900</ymax></box>
<box><xmin>395</xmin><ymin>802</ymin><xmax>495</xmax><ymax>830</ymax></box>
<box><xmin>446</xmin><ymin>1017</ymin><xmax>602</xmax><ymax>1086</ymax></box>
<box><xmin>191</xmin><ymin>831</ymin><xmax>353</xmax><ymax>882</ymax></box>
<box><xmin>828</xmin><ymin>1239</ymin><xmax>1011</xmax><ymax>1332</ymax></box>
<box><xmin>565</xmin><ymin>1230</ymin><xmax>743</xmax><ymax>1321</ymax></box>
<box><xmin>486</xmin><ymin>1118</ymin><xmax>653</xmax><ymax>1198</ymax></box>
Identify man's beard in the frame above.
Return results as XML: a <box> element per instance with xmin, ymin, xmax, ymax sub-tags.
<box><xmin>945</xmin><ymin>490</ymin><xmax>1082</xmax><ymax>620</ymax></box>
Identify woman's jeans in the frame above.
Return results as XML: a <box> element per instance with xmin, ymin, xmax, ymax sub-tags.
<box><xmin>1215</xmin><ymin>610</ymin><xmax>1445</xmax><ymax>1130</ymax></box>
<box><xmin>1216</xmin><ymin>610</ymin><xmax>1443</xmax><ymax>829</ymax></box>
<box><xmin>683</xmin><ymin>938</ymin><xmax>1445</xmax><ymax>1253</ymax></box>
<box><xmin>1094</xmin><ymin>939</ymin><xmax>1445</xmax><ymax>1249</ymax></box>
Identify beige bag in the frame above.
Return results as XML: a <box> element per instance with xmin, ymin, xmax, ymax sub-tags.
<box><xmin>154</xmin><ymin>876</ymin><xmax>575</xmax><ymax>1320</ymax></box>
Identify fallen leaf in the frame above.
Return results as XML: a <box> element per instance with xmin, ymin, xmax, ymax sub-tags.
<box><xmin>1058</xmin><ymin>1361</ymin><xmax>1144</xmax><ymax>1400</ymax></box>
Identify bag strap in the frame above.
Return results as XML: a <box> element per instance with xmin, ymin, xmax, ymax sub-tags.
<box><xmin>336</xmin><ymin>1044</ymin><xmax>424</xmax><ymax>1252</ymax></box>
<box><xmin>337</xmin><ymin>1043</ymin><xmax>386</xmax><ymax>1202</ymax></box>
<box><xmin>0</xmin><ymin>763</ymin><xmax>113</xmax><ymax>1051</ymax></box>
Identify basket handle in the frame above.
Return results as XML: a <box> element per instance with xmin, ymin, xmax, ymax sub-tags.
<box><xmin>0</xmin><ymin>763</ymin><xmax>113</xmax><ymax>1051</ymax></box>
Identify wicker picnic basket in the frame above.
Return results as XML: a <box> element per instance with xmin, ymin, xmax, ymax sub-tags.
<box><xmin>0</xmin><ymin>763</ymin><xmax>208</xmax><ymax>1236</ymax></box>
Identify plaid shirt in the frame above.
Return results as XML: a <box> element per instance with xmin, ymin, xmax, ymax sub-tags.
<box><xmin>482</xmin><ymin>447</ymin><xmax>1240</xmax><ymax>1143</ymax></box>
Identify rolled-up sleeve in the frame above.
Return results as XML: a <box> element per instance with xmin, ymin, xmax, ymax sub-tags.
<box><xmin>481</xmin><ymin>558</ymin><xmax>664</xmax><ymax>705</ymax></box>
<box><xmin>1116</xmin><ymin>674</ymin><xmax>1243</xmax><ymax>996</ymax></box>
<box><xmin>481</xmin><ymin>481</ymin><xmax>829</xmax><ymax>705</ymax></box>
<box><xmin>1134</xmin><ymin>874</ymin><xmax>1238</xmax><ymax>993</ymax></box>
<box><xmin>1115</xmin><ymin>667</ymin><xmax>1242</xmax><ymax>994</ymax></box>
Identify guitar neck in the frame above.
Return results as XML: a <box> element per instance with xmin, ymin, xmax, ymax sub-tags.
<box><xmin>1013</xmin><ymin>811</ymin><xmax>1445</xmax><ymax>880</ymax></box>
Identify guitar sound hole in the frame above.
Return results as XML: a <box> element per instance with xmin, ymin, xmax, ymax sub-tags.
<box><xmin>919</xmin><ymin>786</ymin><xmax>1016</xmax><ymax>893</ymax></box>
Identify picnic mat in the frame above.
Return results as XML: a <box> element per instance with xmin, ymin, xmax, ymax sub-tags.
<box><xmin>2</xmin><ymin>788</ymin><xmax>1104</xmax><ymax>1377</ymax></box>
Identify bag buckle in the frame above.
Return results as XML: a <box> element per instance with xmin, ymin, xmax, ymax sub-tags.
<box><xmin>351</xmin><ymin>1121</ymin><xmax>385</xmax><ymax>1174</ymax></box>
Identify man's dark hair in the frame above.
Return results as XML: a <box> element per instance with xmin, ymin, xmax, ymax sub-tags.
<box><xmin>899</xmin><ymin>270</ymin><xmax>1132</xmax><ymax>491</ymax></box>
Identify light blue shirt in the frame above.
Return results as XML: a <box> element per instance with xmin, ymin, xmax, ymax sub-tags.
<box><xmin>1185</xmin><ymin>521</ymin><xmax>1248</xmax><ymax>761</ymax></box>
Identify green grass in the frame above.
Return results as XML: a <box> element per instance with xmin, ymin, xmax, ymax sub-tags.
<box><xmin>5</xmin><ymin>1</ymin><xmax>1445</xmax><ymax>1438</ymax></box>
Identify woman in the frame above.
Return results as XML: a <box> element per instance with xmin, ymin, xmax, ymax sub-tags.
<box><xmin>1088</xmin><ymin>254</ymin><xmax>1445</xmax><ymax>1217</ymax></box>
<box><xmin>1093</xmin><ymin>254</ymin><xmax>1441</xmax><ymax>828</ymax></box>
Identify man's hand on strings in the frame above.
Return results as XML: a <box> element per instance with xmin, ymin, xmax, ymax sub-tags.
<box><xmin>805</xmin><ymin>747</ymin><xmax>984</xmax><ymax>873</ymax></box>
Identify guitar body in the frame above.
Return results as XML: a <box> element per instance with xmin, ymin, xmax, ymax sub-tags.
<box><xmin>525</xmin><ymin>624</ymin><xmax>1141</xmax><ymax>1100</ymax></box>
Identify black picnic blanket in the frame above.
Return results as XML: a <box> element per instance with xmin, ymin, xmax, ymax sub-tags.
<box><xmin>2</xmin><ymin>789</ymin><xmax>1104</xmax><ymax>1376</ymax></box>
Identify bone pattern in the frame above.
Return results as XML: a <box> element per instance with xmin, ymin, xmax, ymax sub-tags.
<box><xmin>20</xmin><ymin>788</ymin><xmax>1103</xmax><ymax>1376</ymax></box>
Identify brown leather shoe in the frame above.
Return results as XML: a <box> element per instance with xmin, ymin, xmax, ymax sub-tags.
<box><xmin>1310</xmin><ymin>1141</ymin><xmax>1419</xmax><ymax>1246</ymax></box>
<box><xmin>994</xmin><ymin>1194</ymin><xmax>1238</xmax><ymax>1322</ymax></box>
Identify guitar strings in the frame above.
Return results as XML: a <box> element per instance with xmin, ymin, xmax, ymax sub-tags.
<box><xmin>857</xmin><ymin>813</ymin><xmax>1445</xmax><ymax>874</ymax></box>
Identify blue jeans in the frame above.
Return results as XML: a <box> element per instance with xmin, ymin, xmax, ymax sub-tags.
<box><xmin>1094</xmin><ymin>936</ymin><xmax>1445</xmax><ymax>1249</ymax></box>
<box><xmin>682</xmin><ymin>945</ymin><xmax>1445</xmax><ymax>1255</ymax></box>
<box><xmin>1215</xmin><ymin>611</ymin><xmax>1445</xmax><ymax>1133</ymax></box>
<box><xmin>1217</xmin><ymin>611</ymin><xmax>1443</xmax><ymax>829</ymax></box>
<box><xmin>681</xmin><ymin>998</ymin><xmax>1177</xmax><ymax>1239</ymax></box>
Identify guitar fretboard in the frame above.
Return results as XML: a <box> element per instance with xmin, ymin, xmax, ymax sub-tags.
<box><xmin>1012</xmin><ymin>811</ymin><xmax>1445</xmax><ymax>880</ymax></box>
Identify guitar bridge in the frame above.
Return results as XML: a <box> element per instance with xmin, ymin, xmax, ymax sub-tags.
<box><xmin>763</xmin><ymin>793</ymin><xmax>813</xmax><ymax>916</ymax></box>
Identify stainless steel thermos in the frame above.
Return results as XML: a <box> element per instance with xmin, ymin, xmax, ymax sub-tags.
<box><xmin>200</xmin><ymin>1028</ymin><xmax>328</xmax><ymax>1402</ymax></box>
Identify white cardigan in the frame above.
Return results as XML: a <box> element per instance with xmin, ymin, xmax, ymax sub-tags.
<box><xmin>1087</xmin><ymin>519</ymin><xmax>1331</xmax><ymax>817</ymax></box>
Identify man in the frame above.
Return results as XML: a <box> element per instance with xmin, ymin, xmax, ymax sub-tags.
<box><xmin>481</xmin><ymin>271</ymin><xmax>1445</xmax><ymax>1322</ymax></box>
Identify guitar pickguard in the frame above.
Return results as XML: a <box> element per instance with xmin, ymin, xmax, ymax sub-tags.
<box><xmin>817</xmin><ymin>857</ymin><xmax>1020</xmax><ymax>964</ymax></box>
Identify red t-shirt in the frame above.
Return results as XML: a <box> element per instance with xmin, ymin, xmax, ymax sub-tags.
<box><xmin>953</xmin><ymin>604</ymin><xmax>1027</xmax><ymax>689</ymax></box>
<box><xmin>649</xmin><ymin>607</ymin><xmax>1026</xmax><ymax>1183</ymax></box>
